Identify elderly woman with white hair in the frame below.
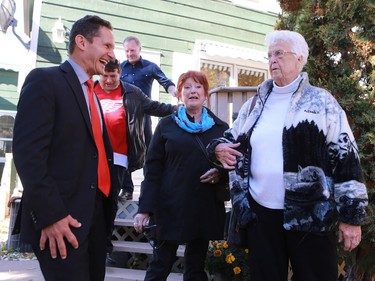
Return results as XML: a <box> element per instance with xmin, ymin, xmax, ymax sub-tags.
<box><xmin>207</xmin><ymin>30</ymin><xmax>368</xmax><ymax>281</ymax></box>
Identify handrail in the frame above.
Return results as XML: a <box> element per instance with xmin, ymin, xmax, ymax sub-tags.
<box><xmin>209</xmin><ymin>86</ymin><xmax>257</xmax><ymax>94</ymax></box>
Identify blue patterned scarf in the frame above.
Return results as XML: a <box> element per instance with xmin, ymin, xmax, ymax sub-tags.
<box><xmin>172</xmin><ymin>106</ymin><xmax>215</xmax><ymax>133</ymax></box>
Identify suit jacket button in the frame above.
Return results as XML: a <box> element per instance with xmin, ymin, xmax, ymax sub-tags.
<box><xmin>30</xmin><ymin>211</ymin><xmax>37</xmax><ymax>223</ymax></box>
<box><xmin>90</xmin><ymin>184</ymin><xmax>96</xmax><ymax>189</ymax></box>
<box><xmin>93</xmin><ymin>153</ymin><xmax>98</xmax><ymax>158</ymax></box>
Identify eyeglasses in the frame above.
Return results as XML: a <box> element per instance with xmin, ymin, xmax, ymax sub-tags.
<box><xmin>266</xmin><ymin>50</ymin><xmax>296</xmax><ymax>61</ymax></box>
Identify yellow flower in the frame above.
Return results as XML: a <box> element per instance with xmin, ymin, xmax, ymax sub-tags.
<box><xmin>233</xmin><ymin>266</ymin><xmax>241</xmax><ymax>275</ymax></box>
<box><xmin>225</xmin><ymin>253</ymin><xmax>235</xmax><ymax>264</ymax></box>
<box><xmin>223</xmin><ymin>241</ymin><xmax>229</xmax><ymax>248</ymax></box>
<box><xmin>245</xmin><ymin>249</ymin><xmax>249</xmax><ymax>254</ymax></box>
<box><xmin>214</xmin><ymin>249</ymin><xmax>222</xmax><ymax>257</ymax></box>
<box><xmin>206</xmin><ymin>240</ymin><xmax>249</xmax><ymax>281</ymax></box>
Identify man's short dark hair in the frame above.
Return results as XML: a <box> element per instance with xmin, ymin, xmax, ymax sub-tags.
<box><xmin>68</xmin><ymin>15</ymin><xmax>112</xmax><ymax>55</ymax></box>
<box><xmin>105</xmin><ymin>59</ymin><xmax>121</xmax><ymax>73</ymax></box>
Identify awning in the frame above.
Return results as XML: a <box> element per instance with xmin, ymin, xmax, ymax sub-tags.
<box><xmin>195</xmin><ymin>40</ymin><xmax>267</xmax><ymax>63</ymax></box>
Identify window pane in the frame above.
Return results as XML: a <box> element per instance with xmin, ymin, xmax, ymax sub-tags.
<box><xmin>0</xmin><ymin>115</ymin><xmax>14</xmax><ymax>139</ymax></box>
<box><xmin>238</xmin><ymin>68</ymin><xmax>266</xmax><ymax>86</ymax></box>
<box><xmin>200</xmin><ymin>63</ymin><xmax>231</xmax><ymax>89</ymax></box>
<box><xmin>0</xmin><ymin>140</ymin><xmax>12</xmax><ymax>157</ymax></box>
<box><xmin>0</xmin><ymin>114</ymin><xmax>15</xmax><ymax>158</ymax></box>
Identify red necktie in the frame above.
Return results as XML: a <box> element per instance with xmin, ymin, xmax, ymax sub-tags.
<box><xmin>86</xmin><ymin>79</ymin><xmax>111</xmax><ymax>197</ymax></box>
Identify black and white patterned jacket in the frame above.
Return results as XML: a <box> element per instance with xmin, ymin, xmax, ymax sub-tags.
<box><xmin>208</xmin><ymin>72</ymin><xmax>368</xmax><ymax>233</ymax></box>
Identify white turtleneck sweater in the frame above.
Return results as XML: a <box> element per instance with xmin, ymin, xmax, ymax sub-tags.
<box><xmin>249</xmin><ymin>75</ymin><xmax>303</xmax><ymax>209</ymax></box>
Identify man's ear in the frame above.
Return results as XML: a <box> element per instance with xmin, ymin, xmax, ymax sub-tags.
<box><xmin>75</xmin><ymin>34</ymin><xmax>86</xmax><ymax>50</ymax></box>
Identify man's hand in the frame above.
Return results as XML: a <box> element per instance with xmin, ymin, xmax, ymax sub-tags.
<box><xmin>40</xmin><ymin>215</ymin><xmax>81</xmax><ymax>259</ymax></box>
<box><xmin>134</xmin><ymin>213</ymin><xmax>150</xmax><ymax>233</ymax></box>
<box><xmin>215</xmin><ymin>143</ymin><xmax>242</xmax><ymax>170</ymax></box>
<box><xmin>338</xmin><ymin>222</ymin><xmax>362</xmax><ymax>251</ymax></box>
<box><xmin>168</xmin><ymin>85</ymin><xmax>177</xmax><ymax>97</ymax></box>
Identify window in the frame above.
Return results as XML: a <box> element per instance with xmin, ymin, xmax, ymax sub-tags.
<box><xmin>237</xmin><ymin>66</ymin><xmax>267</xmax><ymax>86</ymax></box>
<box><xmin>0</xmin><ymin>110</ymin><xmax>16</xmax><ymax>164</ymax></box>
<box><xmin>195</xmin><ymin>40</ymin><xmax>269</xmax><ymax>89</ymax></box>
<box><xmin>201</xmin><ymin>61</ymin><xmax>232</xmax><ymax>88</ymax></box>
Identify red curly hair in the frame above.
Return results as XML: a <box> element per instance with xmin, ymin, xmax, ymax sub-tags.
<box><xmin>176</xmin><ymin>70</ymin><xmax>210</xmax><ymax>108</ymax></box>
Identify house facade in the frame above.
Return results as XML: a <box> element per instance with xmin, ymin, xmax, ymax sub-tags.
<box><xmin>0</xmin><ymin>0</ymin><xmax>279</xmax><ymax>172</ymax></box>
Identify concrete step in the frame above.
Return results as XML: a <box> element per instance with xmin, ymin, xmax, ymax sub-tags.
<box><xmin>112</xmin><ymin>240</ymin><xmax>185</xmax><ymax>257</ymax></box>
<box><xmin>105</xmin><ymin>267</ymin><xmax>183</xmax><ymax>281</ymax></box>
<box><xmin>114</xmin><ymin>218</ymin><xmax>133</xmax><ymax>226</ymax></box>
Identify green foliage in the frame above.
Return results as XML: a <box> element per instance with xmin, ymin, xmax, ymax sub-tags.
<box><xmin>276</xmin><ymin>0</ymin><xmax>375</xmax><ymax>279</ymax></box>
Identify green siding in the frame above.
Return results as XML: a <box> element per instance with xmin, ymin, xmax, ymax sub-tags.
<box><xmin>0</xmin><ymin>70</ymin><xmax>18</xmax><ymax>110</ymax></box>
<box><xmin>37</xmin><ymin>0</ymin><xmax>277</xmax><ymax>71</ymax></box>
<box><xmin>31</xmin><ymin>0</ymin><xmax>277</xmax><ymax>104</ymax></box>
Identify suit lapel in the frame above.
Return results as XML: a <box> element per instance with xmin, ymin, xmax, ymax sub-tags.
<box><xmin>60</xmin><ymin>61</ymin><xmax>94</xmax><ymax>138</ymax></box>
<box><xmin>59</xmin><ymin>61</ymin><xmax>113</xmax><ymax>171</ymax></box>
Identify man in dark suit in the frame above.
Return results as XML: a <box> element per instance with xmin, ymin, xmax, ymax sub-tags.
<box><xmin>12</xmin><ymin>15</ymin><xmax>118</xmax><ymax>281</ymax></box>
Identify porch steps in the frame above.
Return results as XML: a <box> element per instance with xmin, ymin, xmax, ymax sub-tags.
<box><xmin>112</xmin><ymin>240</ymin><xmax>185</xmax><ymax>257</ymax></box>
<box><xmin>105</xmin><ymin>267</ymin><xmax>183</xmax><ymax>281</ymax></box>
<box><xmin>105</xmin><ymin>170</ymin><xmax>184</xmax><ymax>280</ymax></box>
<box><xmin>105</xmin><ymin>206</ymin><xmax>185</xmax><ymax>280</ymax></box>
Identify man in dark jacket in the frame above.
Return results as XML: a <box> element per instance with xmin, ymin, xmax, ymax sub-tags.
<box><xmin>120</xmin><ymin>36</ymin><xmax>177</xmax><ymax>200</ymax></box>
<box><xmin>95</xmin><ymin>59</ymin><xmax>177</xmax><ymax>264</ymax></box>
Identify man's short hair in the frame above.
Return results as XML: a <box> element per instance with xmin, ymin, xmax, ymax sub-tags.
<box><xmin>105</xmin><ymin>59</ymin><xmax>121</xmax><ymax>72</ymax></box>
<box><xmin>123</xmin><ymin>36</ymin><xmax>141</xmax><ymax>47</ymax></box>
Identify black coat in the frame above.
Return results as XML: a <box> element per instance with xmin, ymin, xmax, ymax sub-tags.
<box><xmin>138</xmin><ymin>109</ymin><xmax>229</xmax><ymax>242</ymax></box>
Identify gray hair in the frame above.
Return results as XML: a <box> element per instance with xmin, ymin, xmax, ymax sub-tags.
<box><xmin>265</xmin><ymin>30</ymin><xmax>309</xmax><ymax>71</ymax></box>
<box><xmin>123</xmin><ymin>36</ymin><xmax>141</xmax><ymax>47</ymax></box>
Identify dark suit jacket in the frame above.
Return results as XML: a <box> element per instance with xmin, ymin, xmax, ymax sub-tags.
<box><xmin>12</xmin><ymin>61</ymin><xmax>118</xmax><ymax>245</ymax></box>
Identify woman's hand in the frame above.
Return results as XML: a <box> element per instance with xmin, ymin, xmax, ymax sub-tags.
<box><xmin>134</xmin><ymin>213</ymin><xmax>150</xmax><ymax>233</ymax></box>
<box><xmin>339</xmin><ymin>222</ymin><xmax>362</xmax><ymax>251</ymax></box>
<box><xmin>215</xmin><ymin>142</ymin><xmax>243</xmax><ymax>170</ymax></box>
<box><xmin>200</xmin><ymin>168</ymin><xmax>220</xmax><ymax>184</ymax></box>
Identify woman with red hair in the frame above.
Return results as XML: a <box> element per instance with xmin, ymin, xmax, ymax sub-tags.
<box><xmin>134</xmin><ymin>70</ymin><xmax>229</xmax><ymax>281</ymax></box>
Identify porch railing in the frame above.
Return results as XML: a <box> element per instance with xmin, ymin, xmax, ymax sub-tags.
<box><xmin>209</xmin><ymin>86</ymin><xmax>257</xmax><ymax>126</ymax></box>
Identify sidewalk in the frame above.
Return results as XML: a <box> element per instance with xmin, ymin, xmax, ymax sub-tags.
<box><xmin>0</xmin><ymin>259</ymin><xmax>43</xmax><ymax>281</ymax></box>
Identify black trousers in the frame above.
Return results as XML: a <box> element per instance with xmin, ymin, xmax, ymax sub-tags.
<box><xmin>121</xmin><ymin>169</ymin><xmax>134</xmax><ymax>194</ymax></box>
<box><xmin>33</xmin><ymin>191</ymin><xmax>107</xmax><ymax>281</ymax></box>
<box><xmin>144</xmin><ymin>239</ymin><xmax>209</xmax><ymax>281</ymax></box>
<box><xmin>246</xmin><ymin>196</ymin><xmax>338</xmax><ymax>281</ymax></box>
